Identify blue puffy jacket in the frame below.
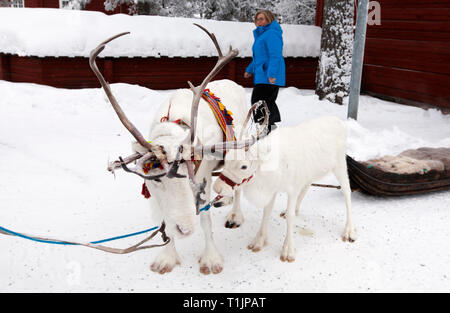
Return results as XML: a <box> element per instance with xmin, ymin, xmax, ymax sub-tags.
<box><xmin>245</xmin><ymin>20</ymin><xmax>286</xmax><ymax>87</ymax></box>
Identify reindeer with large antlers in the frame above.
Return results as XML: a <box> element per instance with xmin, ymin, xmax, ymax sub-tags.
<box><xmin>90</xmin><ymin>25</ymin><xmax>268</xmax><ymax>274</ymax></box>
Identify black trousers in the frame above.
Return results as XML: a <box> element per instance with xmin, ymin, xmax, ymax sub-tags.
<box><xmin>251</xmin><ymin>84</ymin><xmax>281</xmax><ymax>125</ymax></box>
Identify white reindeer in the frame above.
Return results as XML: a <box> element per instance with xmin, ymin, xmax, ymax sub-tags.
<box><xmin>90</xmin><ymin>29</ymin><xmax>267</xmax><ymax>274</ymax></box>
<box><xmin>213</xmin><ymin>116</ymin><xmax>357</xmax><ymax>262</ymax></box>
<box><xmin>141</xmin><ymin>80</ymin><xmax>249</xmax><ymax>275</ymax></box>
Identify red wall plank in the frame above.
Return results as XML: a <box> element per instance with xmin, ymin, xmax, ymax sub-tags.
<box><xmin>380</xmin><ymin>8</ymin><xmax>450</xmax><ymax>21</ymax></box>
<box><xmin>367</xmin><ymin>28</ymin><xmax>450</xmax><ymax>42</ymax></box>
<box><xmin>25</xmin><ymin>0</ymin><xmax>59</xmax><ymax>8</ymax></box>
<box><xmin>369</xmin><ymin>20</ymin><xmax>450</xmax><ymax>33</ymax></box>
<box><xmin>362</xmin><ymin>65</ymin><xmax>450</xmax><ymax>108</ymax></box>
<box><xmin>1</xmin><ymin>55</ymin><xmax>318</xmax><ymax>91</ymax></box>
<box><xmin>361</xmin><ymin>0</ymin><xmax>450</xmax><ymax>109</ymax></box>
<box><xmin>8</xmin><ymin>55</ymin><xmax>42</xmax><ymax>83</ymax></box>
<box><xmin>84</xmin><ymin>0</ymin><xmax>131</xmax><ymax>15</ymax></box>
<box><xmin>364</xmin><ymin>38</ymin><xmax>450</xmax><ymax>75</ymax></box>
<box><xmin>378</xmin><ymin>0</ymin><xmax>450</xmax><ymax>8</ymax></box>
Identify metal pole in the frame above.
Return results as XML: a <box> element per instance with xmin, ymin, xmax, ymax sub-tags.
<box><xmin>347</xmin><ymin>0</ymin><xmax>369</xmax><ymax>120</ymax></box>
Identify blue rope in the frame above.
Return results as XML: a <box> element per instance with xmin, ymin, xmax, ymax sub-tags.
<box><xmin>0</xmin><ymin>203</ymin><xmax>214</xmax><ymax>246</ymax></box>
<box><xmin>0</xmin><ymin>225</ymin><xmax>160</xmax><ymax>246</ymax></box>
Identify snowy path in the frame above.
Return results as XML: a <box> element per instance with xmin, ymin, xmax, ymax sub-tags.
<box><xmin>0</xmin><ymin>81</ymin><xmax>449</xmax><ymax>292</ymax></box>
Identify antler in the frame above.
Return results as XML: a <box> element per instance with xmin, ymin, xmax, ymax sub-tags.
<box><xmin>238</xmin><ymin>100</ymin><xmax>270</xmax><ymax>140</ymax></box>
<box><xmin>90</xmin><ymin>33</ymin><xmax>157</xmax><ymax>154</ymax></box>
<box><xmin>107</xmin><ymin>152</ymin><xmax>142</xmax><ymax>173</ymax></box>
<box><xmin>183</xmin><ymin>25</ymin><xmax>270</xmax><ymax>159</ymax></box>
<box><xmin>188</xmin><ymin>24</ymin><xmax>239</xmax><ymax>146</ymax></box>
<box><xmin>194</xmin><ymin>100</ymin><xmax>270</xmax><ymax>156</ymax></box>
<box><xmin>89</xmin><ymin>32</ymin><xmax>171</xmax><ymax>180</ymax></box>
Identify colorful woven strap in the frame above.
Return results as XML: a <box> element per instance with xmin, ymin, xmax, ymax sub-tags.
<box><xmin>201</xmin><ymin>89</ymin><xmax>236</xmax><ymax>142</ymax></box>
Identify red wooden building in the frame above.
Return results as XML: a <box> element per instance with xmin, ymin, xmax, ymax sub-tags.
<box><xmin>0</xmin><ymin>0</ymin><xmax>318</xmax><ymax>90</ymax></box>
<box><xmin>316</xmin><ymin>0</ymin><xmax>450</xmax><ymax>110</ymax></box>
<box><xmin>1</xmin><ymin>0</ymin><xmax>449</xmax><ymax>110</ymax></box>
<box><xmin>24</xmin><ymin>0</ymin><xmax>127</xmax><ymax>14</ymax></box>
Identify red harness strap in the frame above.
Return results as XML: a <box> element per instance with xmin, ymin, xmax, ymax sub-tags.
<box><xmin>142</xmin><ymin>183</ymin><xmax>151</xmax><ymax>199</ymax></box>
<box><xmin>218</xmin><ymin>173</ymin><xmax>253</xmax><ymax>189</ymax></box>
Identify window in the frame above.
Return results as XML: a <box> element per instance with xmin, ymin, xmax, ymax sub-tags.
<box><xmin>60</xmin><ymin>0</ymin><xmax>88</xmax><ymax>10</ymax></box>
<box><xmin>60</xmin><ymin>0</ymin><xmax>71</xmax><ymax>8</ymax></box>
<box><xmin>9</xmin><ymin>0</ymin><xmax>24</xmax><ymax>7</ymax></box>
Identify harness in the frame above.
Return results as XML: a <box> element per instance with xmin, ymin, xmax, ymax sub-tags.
<box><xmin>218</xmin><ymin>172</ymin><xmax>254</xmax><ymax>189</ymax></box>
<box><xmin>201</xmin><ymin>89</ymin><xmax>236</xmax><ymax>142</ymax></box>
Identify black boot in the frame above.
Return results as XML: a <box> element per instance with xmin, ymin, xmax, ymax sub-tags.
<box><xmin>267</xmin><ymin>123</ymin><xmax>277</xmax><ymax>135</ymax></box>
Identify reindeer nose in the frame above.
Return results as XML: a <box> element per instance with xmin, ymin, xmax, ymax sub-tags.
<box><xmin>176</xmin><ymin>224</ymin><xmax>192</xmax><ymax>237</ymax></box>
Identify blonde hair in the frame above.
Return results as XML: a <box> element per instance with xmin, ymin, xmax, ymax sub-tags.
<box><xmin>254</xmin><ymin>10</ymin><xmax>275</xmax><ymax>25</ymax></box>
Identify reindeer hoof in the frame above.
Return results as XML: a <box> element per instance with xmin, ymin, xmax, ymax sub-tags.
<box><xmin>200</xmin><ymin>265</ymin><xmax>211</xmax><ymax>275</ymax></box>
<box><xmin>150</xmin><ymin>260</ymin><xmax>180</xmax><ymax>275</ymax></box>
<box><xmin>280</xmin><ymin>255</ymin><xmax>295</xmax><ymax>263</ymax></box>
<box><xmin>225</xmin><ymin>220</ymin><xmax>240</xmax><ymax>228</ymax></box>
<box><xmin>198</xmin><ymin>249</ymin><xmax>224</xmax><ymax>275</ymax></box>
<box><xmin>342</xmin><ymin>227</ymin><xmax>357</xmax><ymax>243</ymax></box>
<box><xmin>150</xmin><ymin>249</ymin><xmax>181</xmax><ymax>275</ymax></box>
<box><xmin>199</xmin><ymin>263</ymin><xmax>223</xmax><ymax>275</ymax></box>
<box><xmin>155</xmin><ymin>265</ymin><xmax>172</xmax><ymax>274</ymax></box>
<box><xmin>342</xmin><ymin>236</ymin><xmax>356</xmax><ymax>243</ymax></box>
<box><xmin>248</xmin><ymin>234</ymin><xmax>267</xmax><ymax>252</ymax></box>
<box><xmin>225</xmin><ymin>212</ymin><xmax>244</xmax><ymax>229</ymax></box>
<box><xmin>247</xmin><ymin>244</ymin><xmax>261</xmax><ymax>252</ymax></box>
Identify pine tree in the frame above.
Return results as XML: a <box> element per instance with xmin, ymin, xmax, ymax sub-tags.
<box><xmin>273</xmin><ymin>0</ymin><xmax>316</xmax><ymax>25</ymax></box>
<box><xmin>203</xmin><ymin>0</ymin><xmax>220</xmax><ymax>20</ymax></box>
<box><xmin>315</xmin><ymin>0</ymin><xmax>354</xmax><ymax>105</ymax></box>
<box><xmin>236</xmin><ymin>0</ymin><xmax>254</xmax><ymax>22</ymax></box>
<box><xmin>217</xmin><ymin>0</ymin><xmax>238</xmax><ymax>21</ymax></box>
<box><xmin>136</xmin><ymin>0</ymin><xmax>163</xmax><ymax>15</ymax></box>
<box><xmin>98</xmin><ymin>0</ymin><xmax>317</xmax><ymax>24</ymax></box>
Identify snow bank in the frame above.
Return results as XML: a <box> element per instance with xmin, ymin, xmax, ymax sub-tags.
<box><xmin>1</xmin><ymin>81</ymin><xmax>449</xmax><ymax>292</ymax></box>
<box><xmin>0</xmin><ymin>8</ymin><xmax>321</xmax><ymax>58</ymax></box>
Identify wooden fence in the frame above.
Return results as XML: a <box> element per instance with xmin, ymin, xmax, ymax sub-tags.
<box><xmin>0</xmin><ymin>54</ymin><xmax>318</xmax><ymax>90</ymax></box>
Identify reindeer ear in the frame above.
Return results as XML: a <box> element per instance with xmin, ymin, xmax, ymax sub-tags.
<box><xmin>247</xmin><ymin>145</ymin><xmax>258</xmax><ymax>161</ymax></box>
<box><xmin>132</xmin><ymin>141</ymin><xmax>148</xmax><ymax>155</ymax></box>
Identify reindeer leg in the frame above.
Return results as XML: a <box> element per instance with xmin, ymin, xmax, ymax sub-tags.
<box><xmin>281</xmin><ymin>192</ymin><xmax>298</xmax><ymax>263</ymax></box>
<box><xmin>248</xmin><ymin>193</ymin><xmax>276</xmax><ymax>252</ymax></box>
<box><xmin>280</xmin><ymin>185</ymin><xmax>310</xmax><ymax>219</ymax></box>
<box><xmin>224</xmin><ymin>188</ymin><xmax>244</xmax><ymax>229</ymax></box>
<box><xmin>150</xmin><ymin>236</ymin><xmax>181</xmax><ymax>274</ymax></box>
<box><xmin>333</xmin><ymin>155</ymin><xmax>357</xmax><ymax>243</ymax></box>
<box><xmin>197</xmin><ymin>161</ymin><xmax>224</xmax><ymax>275</ymax></box>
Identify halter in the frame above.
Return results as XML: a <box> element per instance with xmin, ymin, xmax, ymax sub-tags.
<box><xmin>218</xmin><ymin>172</ymin><xmax>254</xmax><ymax>189</ymax></box>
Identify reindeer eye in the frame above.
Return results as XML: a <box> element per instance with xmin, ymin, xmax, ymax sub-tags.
<box><xmin>241</xmin><ymin>165</ymin><xmax>247</xmax><ymax>170</ymax></box>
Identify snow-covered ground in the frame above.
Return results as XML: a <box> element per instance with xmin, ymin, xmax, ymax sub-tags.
<box><xmin>0</xmin><ymin>8</ymin><xmax>321</xmax><ymax>58</ymax></box>
<box><xmin>0</xmin><ymin>80</ymin><xmax>449</xmax><ymax>292</ymax></box>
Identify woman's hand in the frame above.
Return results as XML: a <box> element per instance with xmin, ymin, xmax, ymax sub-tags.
<box><xmin>244</xmin><ymin>72</ymin><xmax>252</xmax><ymax>78</ymax></box>
<box><xmin>269</xmin><ymin>77</ymin><xmax>276</xmax><ymax>84</ymax></box>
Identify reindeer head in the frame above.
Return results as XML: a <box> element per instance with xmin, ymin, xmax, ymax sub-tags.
<box><xmin>212</xmin><ymin>101</ymin><xmax>270</xmax><ymax>198</ymax></box>
<box><xmin>213</xmin><ymin>155</ymin><xmax>258</xmax><ymax>198</ymax></box>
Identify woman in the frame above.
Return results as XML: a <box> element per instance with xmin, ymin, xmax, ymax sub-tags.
<box><xmin>245</xmin><ymin>10</ymin><xmax>285</xmax><ymax>132</ymax></box>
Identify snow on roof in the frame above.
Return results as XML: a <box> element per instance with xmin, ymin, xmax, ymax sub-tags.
<box><xmin>0</xmin><ymin>8</ymin><xmax>321</xmax><ymax>58</ymax></box>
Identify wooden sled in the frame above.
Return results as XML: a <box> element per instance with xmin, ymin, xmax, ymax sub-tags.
<box><xmin>347</xmin><ymin>147</ymin><xmax>450</xmax><ymax>196</ymax></box>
